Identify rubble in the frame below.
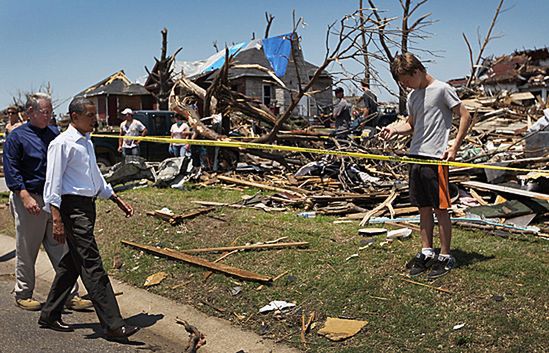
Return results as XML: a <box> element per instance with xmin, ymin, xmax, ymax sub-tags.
<box><xmin>93</xmin><ymin>43</ymin><xmax>549</xmax><ymax>239</ymax></box>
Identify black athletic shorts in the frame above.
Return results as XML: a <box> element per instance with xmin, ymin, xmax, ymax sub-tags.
<box><xmin>408</xmin><ymin>156</ymin><xmax>451</xmax><ymax>210</ymax></box>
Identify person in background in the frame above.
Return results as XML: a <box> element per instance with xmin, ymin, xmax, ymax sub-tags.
<box><xmin>333</xmin><ymin>87</ymin><xmax>352</xmax><ymax>129</ymax></box>
<box><xmin>39</xmin><ymin>97</ymin><xmax>139</xmax><ymax>339</ymax></box>
<box><xmin>4</xmin><ymin>105</ymin><xmax>24</xmax><ymax>136</ymax></box>
<box><xmin>169</xmin><ymin>114</ymin><xmax>191</xmax><ymax>157</ymax></box>
<box><xmin>118</xmin><ymin>108</ymin><xmax>147</xmax><ymax>157</ymax></box>
<box><xmin>3</xmin><ymin>93</ymin><xmax>92</xmax><ymax>311</ymax></box>
<box><xmin>360</xmin><ymin>79</ymin><xmax>379</xmax><ymax>126</ymax></box>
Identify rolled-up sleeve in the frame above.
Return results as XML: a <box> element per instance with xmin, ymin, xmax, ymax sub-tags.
<box><xmin>43</xmin><ymin>141</ymin><xmax>66</xmax><ymax>213</ymax></box>
<box><xmin>2</xmin><ymin>135</ymin><xmax>25</xmax><ymax>192</ymax></box>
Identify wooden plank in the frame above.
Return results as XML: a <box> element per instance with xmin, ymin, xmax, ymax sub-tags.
<box><xmin>311</xmin><ymin>193</ymin><xmax>390</xmax><ymax>202</ymax></box>
<box><xmin>461</xmin><ymin>181</ymin><xmax>549</xmax><ymax>201</ymax></box>
<box><xmin>121</xmin><ymin>240</ymin><xmax>272</xmax><ymax>283</ymax></box>
<box><xmin>179</xmin><ymin>241</ymin><xmax>309</xmax><ymax>254</ymax></box>
<box><xmin>217</xmin><ymin>175</ymin><xmax>306</xmax><ymax>198</ymax></box>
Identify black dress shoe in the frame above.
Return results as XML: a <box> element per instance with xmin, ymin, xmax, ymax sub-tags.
<box><xmin>38</xmin><ymin>317</ymin><xmax>74</xmax><ymax>332</ymax></box>
<box><xmin>105</xmin><ymin>325</ymin><xmax>140</xmax><ymax>340</ymax></box>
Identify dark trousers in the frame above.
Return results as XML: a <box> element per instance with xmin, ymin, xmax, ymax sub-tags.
<box><xmin>40</xmin><ymin>195</ymin><xmax>125</xmax><ymax>331</ymax></box>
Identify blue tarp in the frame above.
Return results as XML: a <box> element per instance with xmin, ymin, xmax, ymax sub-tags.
<box><xmin>262</xmin><ymin>33</ymin><xmax>292</xmax><ymax>77</ymax></box>
<box><xmin>203</xmin><ymin>41</ymin><xmax>248</xmax><ymax>73</ymax></box>
<box><xmin>194</xmin><ymin>33</ymin><xmax>293</xmax><ymax>78</ymax></box>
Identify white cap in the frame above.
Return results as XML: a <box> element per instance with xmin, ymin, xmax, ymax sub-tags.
<box><xmin>121</xmin><ymin>108</ymin><xmax>133</xmax><ymax>115</ymax></box>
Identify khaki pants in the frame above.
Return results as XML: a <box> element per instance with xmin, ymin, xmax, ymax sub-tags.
<box><xmin>9</xmin><ymin>192</ymin><xmax>78</xmax><ymax>300</ymax></box>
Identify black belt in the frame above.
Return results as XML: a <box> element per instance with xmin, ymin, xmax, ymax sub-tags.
<box><xmin>61</xmin><ymin>194</ymin><xmax>97</xmax><ymax>202</ymax></box>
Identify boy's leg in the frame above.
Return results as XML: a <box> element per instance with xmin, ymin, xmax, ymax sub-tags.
<box><xmin>428</xmin><ymin>208</ymin><xmax>456</xmax><ymax>279</ymax></box>
<box><xmin>434</xmin><ymin>208</ymin><xmax>451</xmax><ymax>255</ymax></box>
<box><xmin>419</xmin><ymin>207</ymin><xmax>435</xmax><ymax>249</ymax></box>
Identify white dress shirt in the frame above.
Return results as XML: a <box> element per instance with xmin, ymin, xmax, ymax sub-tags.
<box><xmin>43</xmin><ymin>124</ymin><xmax>113</xmax><ymax>212</ymax></box>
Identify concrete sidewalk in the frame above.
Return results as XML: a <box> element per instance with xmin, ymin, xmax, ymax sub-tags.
<box><xmin>0</xmin><ymin>234</ymin><xmax>299</xmax><ymax>353</ymax></box>
<box><xmin>0</xmin><ymin>177</ymin><xmax>7</xmax><ymax>193</ymax></box>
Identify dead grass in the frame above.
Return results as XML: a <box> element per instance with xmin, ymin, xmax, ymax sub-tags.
<box><xmin>1</xmin><ymin>186</ymin><xmax>547</xmax><ymax>352</ymax></box>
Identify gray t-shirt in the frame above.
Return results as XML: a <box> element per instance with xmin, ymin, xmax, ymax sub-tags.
<box><xmin>407</xmin><ymin>80</ymin><xmax>461</xmax><ymax>158</ymax></box>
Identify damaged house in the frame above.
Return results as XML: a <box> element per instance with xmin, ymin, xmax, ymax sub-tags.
<box><xmin>76</xmin><ymin>70</ymin><xmax>155</xmax><ymax>127</ymax></box>
<box><xmin>145</xmin><ymin>33</ymin><xmax>333</xmax><ymax>118</ymax></box>
<box><xmin>479</xmin><ymin>47</ymin><xmax>549</xmax><ymax>102</ymax></box>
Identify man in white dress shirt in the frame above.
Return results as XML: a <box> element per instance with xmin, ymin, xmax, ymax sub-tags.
<box><xmin>39</xmin><ymin>97</ymin><xmax>139</xmax><ymax>340</ymax></box>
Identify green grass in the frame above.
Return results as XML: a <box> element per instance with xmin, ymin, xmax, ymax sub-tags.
<box><xmin>1</xmin><ymin>185</ymin><xmax>547</xmax><ymax>352</ymax></box>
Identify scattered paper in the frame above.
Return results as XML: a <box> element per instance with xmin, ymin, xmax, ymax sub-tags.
<box><xmin>318</xmin><ymin>317</ymin><xmax>368</xmax><ymax>341</ymax></box>
<box><xmin>259</xmin><ymin>300</ymin><xmax>296</xmax><ymax>313</ymax></box>
<box><xmin>453</xmin><ymin>323</ymin><xmax>465</xmax><ymax>330</ymax></box>
<box><xmin>143</xmin><ymin>271</ymin><xmax>168</xmax><ymax>287</ymax></box>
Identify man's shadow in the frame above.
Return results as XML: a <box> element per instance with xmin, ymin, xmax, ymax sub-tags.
<box><xmin>450</xmin><ymin>248</ymin><xmax>495</xmax><ymax>268</ymax></box>
<box><xmin>71</xmin><ymin>312</ymin><xmax>164</xmax><ymax>345</ymax></box>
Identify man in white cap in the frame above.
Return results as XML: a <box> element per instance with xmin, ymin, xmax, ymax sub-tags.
<box><xmin>118</xmin><ymin>108</ymin><xmax>147</xmax><ymax>157</ymax></box>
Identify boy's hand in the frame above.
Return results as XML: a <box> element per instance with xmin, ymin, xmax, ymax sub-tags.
<box><xmin>443</xmin><ymin>146</ymin><xmax>458</xmax><ymax>161</ymax></box>
<box><xmin>379</xmin><ymin>126</ymin><xmax>395</xmax><ymax>140</ymax></box>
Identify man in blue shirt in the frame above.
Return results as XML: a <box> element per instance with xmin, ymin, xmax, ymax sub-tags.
<box><xmin>3</xmin><ymin>93</ymin><xmax>92</xmax><ymax>311</ymax></box>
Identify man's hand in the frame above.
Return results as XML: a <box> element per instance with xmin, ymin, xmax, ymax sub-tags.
<box><xmin>51</xmin><ymin>207</ymin><xmax>65</xmax><ymax>244</ymax></box>
<box><xmin>52</xmin><ymin>218</ymin><xmax>65</xmax><ymax>244</ymax></box>
<box><xmin>112</xmin><ymin>194</ymin><xmax>134</xmax><ymax>217</ymax></box>
<box><xmin>443</xmin><ymin>146</ymin><xmax>458</xmax><ymax>161</ymax></box>
<box><xmin>379</xmin><ymin>126</ymin><xmax>395</xmax><ymax>140</ymax></box>
<box><xmin>19</xmin><ymin>190</ymin><xmax>41</xmax><ymax>216</ymax></box>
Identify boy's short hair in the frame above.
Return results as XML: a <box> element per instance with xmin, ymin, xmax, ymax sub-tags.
<box><xmin>390</xmin><ymin>52</ymin><xmax>426</xmax><ymax>80</ymax></box>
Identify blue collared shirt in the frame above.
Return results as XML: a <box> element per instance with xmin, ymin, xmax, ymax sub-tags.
<box><xmin>3</xmin><ymin>122</ymin><xmax>59</xmax><ymax>195</ymax></box>
<box><xmin>43</xmin><ymin>124</ymin><xmax>113</xmax><ymax>212</ymax></box>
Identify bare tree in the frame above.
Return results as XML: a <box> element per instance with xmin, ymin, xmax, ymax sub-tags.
<box><xmin>463</xmin><ymin>0</ymin><xmax>506</xmax><ymax>89</ymax></box>
<box><xmin>369</xmin><ymin>0</ymin><xmax>435</xmax><ymax>113</ymax></box>
<box><xmin>264</xmin><ymin>12</ymin><xmax>275</xmax><ymax>38</ymax></box>
<box><xmin>169</xmin><ymin>10</ymin><xmax>391</xmax><ymax>144</ymax></box>
<box><xmin>145</xmin><ymin>28</ymin><xmax>182</xmax><ymax>110</ymax></box>
<box><xmin>359</xmin><ymin>0</ymin><xmax>373</xmax><ymax>85</ymax></box>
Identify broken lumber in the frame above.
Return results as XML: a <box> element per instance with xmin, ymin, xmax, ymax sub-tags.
<box><xmin>217</xmin><ymin>175</ymin><xmax>306</xmax><ymax>198</ymax></box>
<box><xmin>121</xmin><ymin>240</ymin><xmax>272</xmax><ymax>283</ymax></box>
<box><xmin>461</xmin><ymin>181</ymin><xmax>549</xmax><ymax>201</ymax></box>
<box><xmin>177</xmin><ymin>241</ymin><xmax>309</xmax><ymax>254</ymax></box>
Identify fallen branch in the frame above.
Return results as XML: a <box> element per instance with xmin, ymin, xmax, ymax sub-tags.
<box><xmin>146</xmin><ymin>207</ymin><xmax>215</xmax><ymax>225</ymax></box>
<box><xmin>401</xmin><ymin>276</ymin><xmax>452</xmax><ymax>294</ymax></box>
<box><xmin>360</xmin><ymin>189</ymin><xmax>398</xmax><ymax>226</ymax></box>
<box><xmin>175</xmin><ymin>319</ymin><xmax>206</xmax><ymax>353</ymax></box>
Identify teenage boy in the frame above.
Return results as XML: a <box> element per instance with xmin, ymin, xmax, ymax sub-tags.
<box><xmin>379</xmin><ymin>53</ymin><xmax>471</xmax><ymax>279</ymax></box>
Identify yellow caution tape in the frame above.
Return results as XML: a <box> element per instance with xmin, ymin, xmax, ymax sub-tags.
<box><xmin>92</xmin><ymin>133</ymin><xmax>549</xmax><ymax>175</ymax></box>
